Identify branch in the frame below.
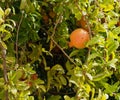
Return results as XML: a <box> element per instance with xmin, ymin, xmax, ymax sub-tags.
<box><xmin>51</xmin><ymin>38</ymin><xmax>77</xmax><ymax>66</ymax></box>
<box><xmin>0</xmin><ymin>43</ymin><xmax>9</xmax><ymax>100</ymax></box>
<box><xmin>50</xmin><ymin>14</ymin><xmax>77</xmax><ymax>66</ymax></box>
<box><xmin>15</xmin><ymin>12</ymin><xmax>24</xmax><ymax>64</ymax></box>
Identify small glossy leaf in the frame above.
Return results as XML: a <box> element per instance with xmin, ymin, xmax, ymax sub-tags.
<box><xmin>64</xmin><ymin>95</ymin><xmax>75</xmax><ymax>100</ymax></box>
<box><xmin>3</xmin><ymin>32</ymin><xmax>12</xmax><ymax>41</ymax></box>
<box><xmin>107</xmin><ymin>58</ymin><xmax>118</xmax><ymax>69</ymax></box>
<box><xmin>0</xmin><ymin>19</ymin><xmax>4</xmax><ymax>24</ymax></box>
<box><xmin>64</xmin><ymin>95</ymin><xmax>71</xmax><ymax>100</ymax></box>
<box><xmin>51</xmin><ymin>64</ymin><xmax>64</xmax><ymax>73</ymax></box>
<box><xmin>2</xmin><ymin>24</ymin><xmax>14</xmax><ymax>31</ymax></box>
<box><xmin>85</xmin><ymin>84</ymin><xmax>91</xmax><ymax>94</ymax></box>
<box><xmin>0</xmin><ymin>41</ymin><xmax>7</xmax><ymax>49</ymax></box>
<box><xmin>108</xmin><ymin>41</ymin><xmax>119</xmax><ymax>55</ymax></box>
<box><xmin>5</xmin><ymin>8</ymin><xmax>11</xmax><ymax>16</ymax></box>
<box><xmin>11</xmin><ymin>69</ymin><xmax>23</xmax><ymax>82</ymax></box>
<box><xmin>88</xmin><ymin>53</ymin><xmax>101</xmax><ymax>61</ymax></box>
<box><xmin>100</xmin><ymin>4</ymin><xmax>114</xmax><ymax>12</ymax></box>
<box><xmin>93</xmin><ymin>71</ymin><xmax>112</xmax><ymax>81</ymax></box>
<box><xmin>11</xmin><ymin>87</ymin><xmax>17</xmax><ymax>95</ymax></box>
<box><xmin>87</xmin><ymin>36</ymin><xmax>102</xmax><ymax>46</ymax></box>
<box><xmin>74</xmin><ymin>66</ymin><xmax>82</xmax><ymax>77</ymax></box>
<box><xmin>86</xmin><ymin>73</ymin><xmax>93</xmax><ymax>80</ymax></box>
<box><xmin>59</xmin><ymin>76</ymin><xmax>67</xmax><ymax>85</ymax></box>
<box><xmin>69</xmin><ymin>50</ymin><xmax>79</xmax><ymax>57</ymax></box>
<box><xmin>0</xmin><ymin>7</ymin><xmax>4</xmax><ymax>17</ymax></box>
<box><xmin>16</xmin><ymin>81</ymin><xmax>30</xmax><ymax>90</ymax></box>
<box><xmin>20</xmin><ymin>0</ymin><xmax>35</xmax><ymax>13</ymax></box>
<box><xmin>47</xmin><ymin>95</ymin><xmax>61</xmax><ymax>100</ymax></box>
<box><xmin>112</xmin><ymin>26</ymin><xmax>120</xmax><ymax>35</ymax></box>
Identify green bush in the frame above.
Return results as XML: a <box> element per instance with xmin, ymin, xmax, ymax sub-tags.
<box><xmin>0</xmin><ymin>0</ymin><xmax>120</xmax><ymax>100</ymax></box>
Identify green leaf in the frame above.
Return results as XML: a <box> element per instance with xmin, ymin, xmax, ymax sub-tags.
<box><xmin>107</xmin><ymin>41</ymin><xmax>119</xmax><ymax>55</ymax></box>
<box><xmin>6</xmin><ymin>56</ymin><xmax>15</xmax><ymax>63</ymax></box>
<box><xmin>93</xmin><ymin>70</ymin><xmax>112</xmax><ymax>81</ymax></box>
<box><xmin>0</xmin><ymin>90</ymin><xmax>5</xmax><ymax>100</ymax></box>
<box><xmin>5</xmin><ymin>8</ymin><xmax>11</xmax><ymax>17</ymax></box>
<box><xmin>0</xmin><ymin>18</ymin><xmax>4</xmax><ymax>24</ymax></box>
<box><xmin>69</xmin><ymin>77</ymin><xmax>79</xmax><ymax>87</ymax></box>
<box><xmin>11</xmin><ymin>87</ymin><xmax>17</xmax><ymax>95</ymax></box>
<box><xmin>19</xmin><ymin>90</ymin><xmax>31</xmax><ymax>98</ymax></box>
<box><xmin>74</xmin><ymin>66</ymin><xmax>82</xmax><ymax>77</ymax></box>
<box><xmin>11</xmin><ymin>70</ymin><xmax>23</xmax><ymax>82</ymax></box>
<box><xmin>16</xmin><ymin>81</ymin><xmax>30</xmax><ymax>90</ymax></box>
<box><xmin>100</xmin><ymin>4</ymin><xmax>114</xmax><ymax>12</ymax></box>
<box><xmin>2</xmin><ymin>24</ymin><xmax>14</xmax><ymax>31</ymax></box>
<box><xmin>108</xmin><ymin>18</ymin><xmax>118</xmax><ymax>28</ymax></box>
<box><xmin>47</xmin><ymin>71</ymin><xmax>53</xmax><ymax>90</ymax></box>
<box><xmin>69</xmin><ymin>50</ymin><xmax>79</xmax><ymax>57</ymax></box>
<box><xmin>59</xmin><ymin>75</ymin><xmax>67</xmax><ymax>85</ymax></box>
<box><xmin>87</xmin><ymin>36</ymin><xmax>102</xmax><ymax>46</ymax></box>
<box><xmin>51</xmin><ymin>64</ymin><xmax>64</xmax><ymax>73</ymax></box>
<box><xmin>64</xmin><ymin>95</ymin><xmax>71</xmax><ymax>100</ymax></box>
<box><xmin>88</xmin><ymin>53</ymin><xmax>101</xmax><ymax>61</ymax></box>
<box><xmin>112</xmin><ymin>27</ymin><xmax>120</xmax><ymax>35</ymax></box>
<box><xmin>66</xmin><ymin>61</ymin><xmax>73</xmax><ymax>71</ymax></box>
<box><xmin>101</xmin><ymin>82</ymin><xmax>119</xmax><ymax>94</ymax></box>
<box><xmin>64</xmin><ymin>95</ymin><xmax>75</xmax><ymax>100</ymax></box>
<box><xmin>107</xmin><ymin>59</ymin><xmax>118</xmax><ymax>69</ymax></box>
<box><xmin>47</xmin><ymin>95</ymin><xmax>61</xmax><ymax>100</ymax></box>
<box><xmin>68</xmin><ymin>3</ymin><xmax>82</xmax><ymax>20</ymax></box>
<box><xmin>0</xmin><ymin>41</ymin><xmax>7</xmax><ymax>49</ymax></box>
<box><xmin>20</xmin><ymin>0</ymin><xmax>35</xmax><ymax>13</ymax></box>
<box><xmin>3</xmin><ymin>32</ymin><xmax>12</xmax><ymax>41</ymax></box>
<box><xmin>0</xmin><ymin>7</ymin><xmax>4</xmax><ymax>18</ymax></box>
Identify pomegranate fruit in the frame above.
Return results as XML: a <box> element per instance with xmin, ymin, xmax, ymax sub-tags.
<box><xmin>69</xmin><ymin>28</ymin><xmax>90</xmax><ymax>49</ymax></box>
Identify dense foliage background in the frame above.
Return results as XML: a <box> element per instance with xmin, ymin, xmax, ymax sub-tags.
<box><xmin>0</xmin><ymin>0</ymin><xmax>120</xmax><ymax>100</ymax></box>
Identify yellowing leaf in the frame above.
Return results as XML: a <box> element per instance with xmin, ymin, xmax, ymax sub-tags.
<box><xmin>5</xmin><ymin>8</ymin><xmax>11</xmax><ymax>16</ymax></box>
<box><xmin>101</xmin><ymin>94</ymin><xmax>107</xmax><ymax>100</ymax></box>
<box><xmin>0</xmin><ymin>7</ymin><xmax>4</xmax><ymax>18</ymax></box>
<box><xmin>100</xmin><ymin>4</ymin><xmax>114</xmax><ymax>12</ymax></box>
<box><xmin>0</xmin><ymin>41</ymin><xmax>7</xmax><ymax>49</ymax></box>
<box><xmin>85</xmin><ymin>84</ymin><xmax>91</xmax><ymax>94</ymax></box>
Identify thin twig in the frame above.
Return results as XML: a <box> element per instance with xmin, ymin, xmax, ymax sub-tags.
<box><xmin>15</xmin><ymin>12</ymin><xmax>24</xmax><ymax>64</ymax></box>
<box><xmin>50</xmin><ymin>14</ymin><xmax>77</xmax><ymax>66</ymax></box>
<box><xmin>51</xmin><ymin>13</ymin><xmax>63</xmax><ymax>38</ymax></box>
<box><xmin>51</xmin><ymin>38</ymin><xmax>77</xmax><ymax>66</ymax></box>
<box><xmin>0</xmin><ymin>44</ymin><xmax>9</xmax><ymax>100</ymax></box>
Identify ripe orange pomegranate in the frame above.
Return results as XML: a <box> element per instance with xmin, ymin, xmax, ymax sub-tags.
<box><xmin>69</xmin><ymin>28</ymin><xmax>90</xmax><ymax>49</ymax></box>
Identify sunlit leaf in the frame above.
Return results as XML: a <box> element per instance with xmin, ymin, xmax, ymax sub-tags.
<box><xmin>51</xmin><ymin>64</ymin><xmax>64</xmax><ymax>73</ymax></box>
<box><xmin>3</xmin><ymin>32</ymin><xmax>12</xmax><ymax>41</ymax></box>
<box><xmin>69</xmin><ymin>50</ymin><xmax>79</xmax><ymax>57</ymax></box>
<box><xmin>87</xmin><ymin>35</ymin><xmax>102</xmax><ymax>46</ymax></box>
<box><xmin>0</xmin><ymin>7</ymin><xmax>4</xmax><ymax>18</ymax></box>
<box><xmin>11</xmin><ymin>87</ymin><xmax>17</xmax><ymax>95</ymax></box>
<box><xmin>59</xmin><ymin>75</ymin><xmax>67</xmax><ymax>85</ymax></box>
<box><xmin>85</xmin><ymin>84</ymin><xmax>91</xmax><ymax>94</ymax></box>
<box><xmin>100</xmin><ymin>4</ymin><xmax>114</xmax><ymax>12</ymax></box>
<box><xmin>0</xmin><ymin>41</ymin><xmax>7</xmax><ymax>49</ymax></box>
<box><xmin>93</xmin><ymin>70</ymin><xmax>112</xmax><ymax>81</ymax></box>
<box><xmin>20</xmin><ymin>0</ymin><xmax>35</xmax><ymax>13</ymax></box>
<box><xmin>5</xmin><ymin>8</ymin><xmax>11</xmax><ymax>16</ymax></box>
<box><xmin>64</xmin><ymin>95</ymin><xmax>75</xmax><ymax>100</ymax></box>
<box><xmin>47</xmin><ymin>95</ymin><xmax>61</xmax><ymax>100</ymax></box>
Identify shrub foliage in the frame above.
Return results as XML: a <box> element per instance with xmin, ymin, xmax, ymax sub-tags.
<box><xmin>0</xmin><ymin>0</ymin><xmax>120</xmax><ymax>100</ymax></box>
